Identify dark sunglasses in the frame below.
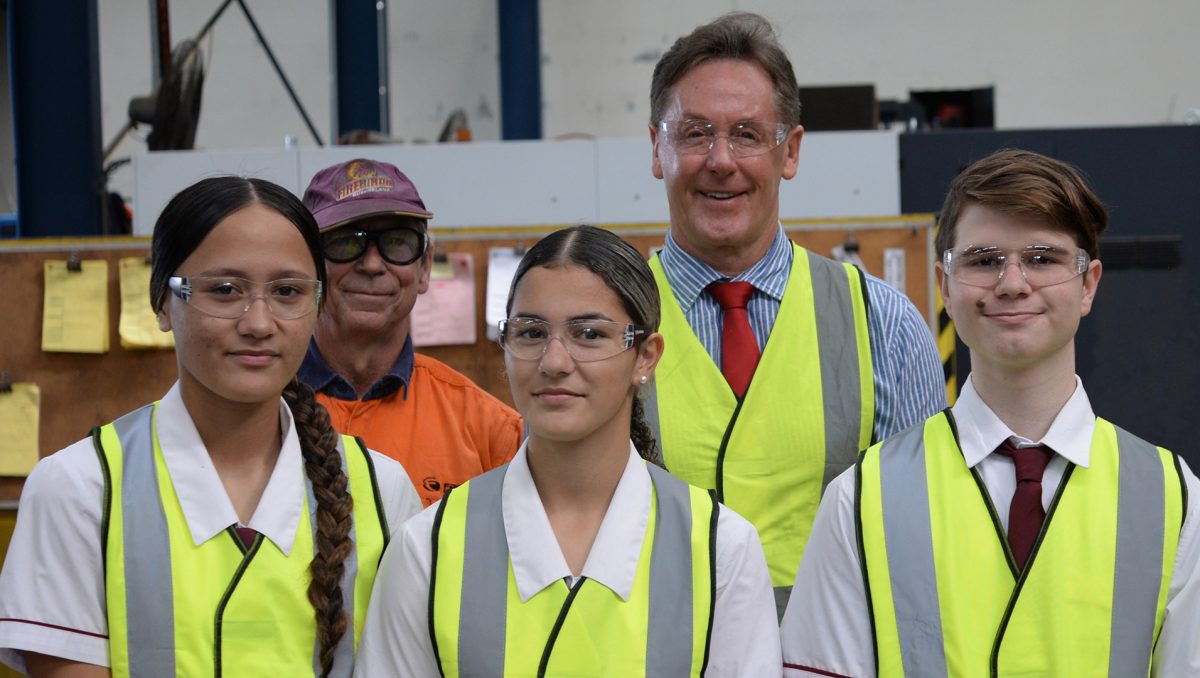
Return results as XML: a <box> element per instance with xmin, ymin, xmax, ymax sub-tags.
<box><xmin>321</xmin><ymin>226</ymin><xmax>428</xmax><ymax>266</ymax></box>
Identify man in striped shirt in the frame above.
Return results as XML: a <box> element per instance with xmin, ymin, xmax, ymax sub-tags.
<box><xmin>644</xmin><ymin>12</ymin><xmax>945</xmax><ymax>617</ymax></box>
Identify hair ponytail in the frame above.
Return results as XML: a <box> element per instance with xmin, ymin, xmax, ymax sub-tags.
<box><xmin>282</xmin><ymin>379</ymin><xmax>354</xmax><ymax>677</ymax></box>
<box><xmin>631</xmin><ymin>395</ymin><xmax>664</xmax><ymax>468</ymax></box>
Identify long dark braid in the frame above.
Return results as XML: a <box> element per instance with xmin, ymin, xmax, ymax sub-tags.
<box><xmin>631</xmin><ymin>396</ymin><xmax>663</xmax><ymax>468</ymax></box>
<box><xmin>282</xmin><ymin>378</ymin><xmax>354</xmax><ymax>677</ymax></box>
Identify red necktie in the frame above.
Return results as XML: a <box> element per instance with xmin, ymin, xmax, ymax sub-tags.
<box><xmin>995</xmin><ymin>440</ymin><xmax>1053</xmax><ymax>570</ymax></box>
<box><xmin>707</xmin><ymin>281</ymin><xmax>760</xmax><ymax>398</ymax></box>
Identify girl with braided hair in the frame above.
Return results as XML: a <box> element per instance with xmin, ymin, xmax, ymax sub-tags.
<box><xmin>354</xmin><ymin>225</ymin><xmax>780</xmax><ymax>677</ymax></box>
<box><xmin>0</xmin><ymin>177</ymin><xmax>421</xmax><ymax>677</ymax></box>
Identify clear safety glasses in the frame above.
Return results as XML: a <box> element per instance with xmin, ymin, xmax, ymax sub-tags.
<box><xmin>168</xmin><ymin>275</ymin><xmax>322</xmax><ymax>319</ymax></box>
<box><xmin>498</xmin><ymin>317</ymin><xmax>647</xmax><ymax>362</ymax></box>
<box><xmin>658</xmin><ymin>118</ymin><xmax>791</xmax><ymax>158</ymax></box>
<box><xmin>942</xmin><ymin>245</ymin><xmax>1090</xmax><ymax>289</ymax></box>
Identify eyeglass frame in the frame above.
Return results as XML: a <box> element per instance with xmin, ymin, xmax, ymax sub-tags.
<box><xmin>167</xmin><ymin>275</ymin><xmax>323</xmax><ymax>320</ymax></box>
<box><xmin>496</xmin><ymin>317</ymin><xmax>649</xmax><ymax>363</ymax></box>
<box><xmin>941</xmin><ymin>245</ymin><xmax>1091</xmax><ymax>289</ymax></box>
<box><xmin>657</xmin><ymin>118</ymin><xmax>792</xmax><ymax>158</ymax></box>
<box><xmin>321</xmin><ymin>225</ymin><xmax>429</xmax><ymax>266</ymax></box>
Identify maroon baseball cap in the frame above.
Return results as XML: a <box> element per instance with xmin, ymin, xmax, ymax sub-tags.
<box><xmin>303</xmin><ymin>158</ymin><xmax>434</xmax><ymax>231</ymax></box>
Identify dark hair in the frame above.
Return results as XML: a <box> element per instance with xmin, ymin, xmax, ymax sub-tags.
<box><xmin>283</xmin><ymin>379</ymin><xmax>355</xmax><ymax>677</ymax></box>
<box><xmin>936</xmin><ymin>149</ymin><xmax>1108</xmax><ymax>259</ymax></box>
<box><xmin>150</xmin><ymin>176</ymin><xmax>327</xmax><ymax>312</ymax></box>
<box><xmin>150</xmin><ymin>176</ymin><xmax>350</xmax><ymax>677</ymax></box>
<box><xmin>505</xmin><ymin>225</ymin><xmax>663</xmax><ymax>464</ymax></box>
<box><xmin>650</xmin><ymin>12</ymin><xmax>801</xmax><ymax>127</ymax></box>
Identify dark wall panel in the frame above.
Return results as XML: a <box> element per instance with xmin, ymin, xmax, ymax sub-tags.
<box><xmin>901</xmin><ymin>126</ymin><xmax>1200</xmax><ymax>466</ymax></box>
<box><xmin>10</xmin><ymin>0</ymin><xmax>103</xmax><ymax>236</ymax></box>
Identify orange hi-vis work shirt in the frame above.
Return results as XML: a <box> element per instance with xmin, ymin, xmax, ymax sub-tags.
<box><xmin>301</xmin><ymin>340</ymin><xmax>522</xmax><ymax>507</ymax></box>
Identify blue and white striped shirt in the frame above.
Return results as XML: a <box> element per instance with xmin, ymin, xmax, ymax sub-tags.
<box><xmin>658</xmin><ymin>226</ymin><xmax>947</xmax><ymax>440</ymax></box>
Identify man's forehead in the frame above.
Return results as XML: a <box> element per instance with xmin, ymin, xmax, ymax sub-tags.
<box><xmin>665</xmin><ymin>59</ymin><xmax>777</xmax><ymax>120</ymax></box>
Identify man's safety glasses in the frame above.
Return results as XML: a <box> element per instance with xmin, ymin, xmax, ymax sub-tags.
<box><xmin>658</xmin><ymin>119</ymin><xmax>791</xmax><ymax>158</ymax></box>
<box><xmin>168</xmin><ymin>276</ymin><xmax>322</xmax><ymax>319</ymax></box>
<box><xmin>942</xmin><ymin>245</ymin><xmax>1090</xmax><ymax>289</ymax></box>
<box><xmin>321</xmin><ymin>226</ymin><xmax>427</xmax><ymax>266</ymax></box>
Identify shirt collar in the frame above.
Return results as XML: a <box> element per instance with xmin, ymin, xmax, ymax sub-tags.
<box><xmin>658</xmin><ymin>224</ymin><xmax>791</xmax><ymax>310</ymax></box>
<box><xmin>951</xmin><ymin>375</ymin><xmax>1096</xmax><ymax>469</ymax></box>
<box><xmin>503</xmin><ymin>441</ymin><xmax>651</xmax><ymax>602</ymax></box>
<box><xmin>154</xmin><ymin>382</ymin><xmax>307</xmax><ymax>554</ymax></box>
<box><xmin>298</xmin><ymin>335</ymin><xmax>414</xmax><ymax>401</ymax></box>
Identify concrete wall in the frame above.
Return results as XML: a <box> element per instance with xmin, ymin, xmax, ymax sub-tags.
<box><xmin>541</xmin><ymin>0</ymin><xmax>1200</xmax><ymax>137</ymax></box>
<box><xmin>9</xmin><ymin>0</ymin><xmax>1197</xmax><ymax>208</ymax></box>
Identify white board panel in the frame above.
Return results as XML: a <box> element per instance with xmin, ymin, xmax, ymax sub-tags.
<box><xmin>132</xmin><ymin>150</ymin><xmax>301</xmax><ymax>235</ymax></box>
<box><xmin>594</xmin><ymin>138</ymin><xmax>670</xmax><ymax>224</ymax></box>
<box><xmin>297</xmin><ymin>141</ymin><xmax>598</xmax><ymax>228</ymax></box>
<box><xmin>786</xmin><ymin>130</ymin><xmax>900</xmax><ymax>219</ymax></box>
<box><xmin>133</xmin><ymin>132</ymin><xmax>898</xmax><ymax>234</ymax></box>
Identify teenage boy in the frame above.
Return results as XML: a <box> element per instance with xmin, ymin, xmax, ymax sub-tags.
<box><xmin>780</xmin><ymin>149</ymin><xmax>1200</xmax><ymax>676</ymax></box>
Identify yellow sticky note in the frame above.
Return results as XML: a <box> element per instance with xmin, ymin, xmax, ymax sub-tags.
<box><xmin>42</xmin><ymin>259</ymin><xmax>110</xmax><ymax>353</ymax></box>
<box><xmin>0</xmin><ymin>383</ymin><xmax>40</xmax><ymax>477</ymax></box>
<box><xmin>430</xmin><ymin>259</ymin><xmax>454</xmax><ymax>280</ymax></box>
<box><xmin>118</xmin><ymin>257</ymin><xmax>174</xmax><ymax>349</ymax></box>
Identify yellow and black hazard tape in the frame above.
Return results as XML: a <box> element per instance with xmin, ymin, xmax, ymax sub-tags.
<box><xmin>935</xmin><ymin>293</ymin><xmax>957</xmax><ymax>406</ymax></box>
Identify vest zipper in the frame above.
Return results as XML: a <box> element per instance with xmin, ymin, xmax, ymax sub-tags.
<box><xmin>699</xmin><ymin>492</ymin><xmax>720</xmax><ymax>677</ymax></box>
<box><xmin>428</xmin><ymin>486</ymin><xmax>455</xmax><ymax>678</ymax></box>
<box><xmin>213</xmin><ymin>534</ymin><xmax>264</xmax><ymax>678</ymax></box>
<box><xmin>714</xmin><ymin>397</ymin><xmax>748</xmax><ymax>503</ymax></box>
<box><xmin>537</xmin><ymin>577</ymin><xmax>588</xmax><ymax>678</ymax></box>
<box><xmin>854</xmin><ymin>455</ymin><xmax>881</xmax><ymax>673</ymax></box>
<box><xmin>988</xmin><ymin>463</ymin><xmax>1076</xmax><ymax>678</ymax></box>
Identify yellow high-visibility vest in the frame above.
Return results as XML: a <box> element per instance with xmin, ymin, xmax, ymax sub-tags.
<box><xmin>646</xmin><ymin>246</ymin><xmax>874</xmax><ymax>590</ymax></box>
<box><xmin>95</xmin><ymin>402</ymin><xmax>389</xmax><ymax>678</ymax></box>
<box><xmin>859</xmin><ymin>412</ymin><xmax>1184</xmax><ymax>677</ymax></box>
<box><xmin>429</xmin><ymin>461</ymin><xmax>716</xmax><ymax>677</ymax></box>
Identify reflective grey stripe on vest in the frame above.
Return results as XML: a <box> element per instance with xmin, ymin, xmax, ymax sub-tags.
<box><xmin>112</xmin><ymin>404</ymin><xmax>176</xmax><ymax>678</ymax></box>
<box><xmin>773</xmin><ymin>586</ymin><xmax>792</xmax><ymax>622</ymax></box>
<box><xmin>807</xmin><ymin>250</ymin><xmax>865</xmax><ymax>490</ymax></box>
<box><xmin>454</xmin><ymin>463</ymin><xmax>698</xmax><ymax>675</ymax></box>
<box><xmin>644</xmin><ymin>462</ymin><xmax>694</xmax><ymax>677</ymax></box>
<box><xmin>457</xmin><ymin>465</ymin><xmax>510</xmax><ymax>676</ymax></box>
<box><xmin>1108</xmin><ymin>426</ymin><xmax>1166</xmax><ymax>677</ymax></box>
<box><xmin>877</xmin><ymin>423</ymin><xmax>949</xmax><ymax>678</ymax></box>
<box><xmin>305</xmin><ymin>436</ymin><xmax>357</xmax><ymax>678</ymax></box>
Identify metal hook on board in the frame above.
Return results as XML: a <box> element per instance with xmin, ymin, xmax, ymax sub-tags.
<box><xmin>831</xmin><ymin>230</ymin><xmax>866</xmax><ymax>270</ymax></box>
<box><xmin>842</xmin><ymin>231</ymin><xmax>860</xmax><ymax>254</ymax></box>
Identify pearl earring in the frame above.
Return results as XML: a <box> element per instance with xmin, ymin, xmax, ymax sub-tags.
<box><xmin>639</xmin><ymin>375</ymin><xmax>648</xmax><ymax>385</ymax></box>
